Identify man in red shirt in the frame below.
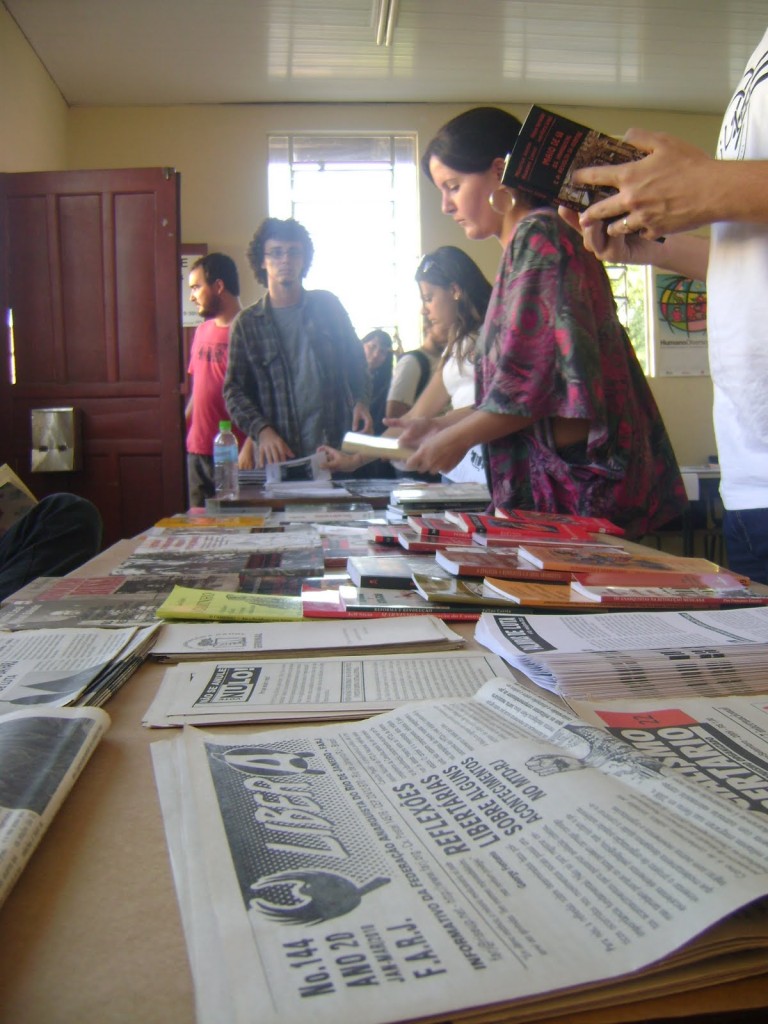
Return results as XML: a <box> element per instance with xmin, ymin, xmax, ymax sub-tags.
<box><xmin>185</xmin><ymin>253</ymin><xmax>249</xmax><ymax>507</ymax></box>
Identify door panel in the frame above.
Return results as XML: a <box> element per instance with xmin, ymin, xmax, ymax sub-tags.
<box><xmin>0</xmin><ymin>167</ymin><xmax>185</xmax><ymax>548</ymax></box>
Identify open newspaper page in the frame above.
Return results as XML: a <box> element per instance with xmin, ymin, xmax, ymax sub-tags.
<box><xmin>475</xmin><ymin>606</ymin><xmax>768</xmax><ymax>701</ymax></box>
<box><xmin>0</xmin><ymin>625</ymin><xmax>160</xmax><ymax>712</ymax></box>
<box><xmin>0</xmin><ymin>706</ymin><xmax>109</xmax><ymax>907</ymax></box>
<box><xmin>151</xmin><ymin>679</ymin><xmax>768</xmax><ymax>1024</ymax></box>
<box><xmin>143</xmin><ymin>651</ymin><xmax>513</xmax><ymax>727</ymax></box>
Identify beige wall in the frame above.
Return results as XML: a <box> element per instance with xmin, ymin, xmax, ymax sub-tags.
<box><xmin>2</xmin><ymin>5</ymin><xmax>721</xmax><ymax>464</ymax></box>
<box><xmin>0</xmin><ymin>5</ymin><xmax>67</xmax><ymax>170</ymax></box>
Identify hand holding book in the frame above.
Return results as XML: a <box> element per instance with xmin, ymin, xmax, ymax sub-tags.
<box><xmin>573</xmin><ymin>128</ymin><xmax>719</xmax><ymax>241</ymax></box>
<box><xmin>504</xmin><ymin>105</ymin><xmax>669</xmax><ymax>252</ymax></box>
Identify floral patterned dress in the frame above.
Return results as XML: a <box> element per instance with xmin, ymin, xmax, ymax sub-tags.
<box><xmin>477</xmin><ymin>209</ymin><xmax>686</xmax><ymax>537</ymax></box>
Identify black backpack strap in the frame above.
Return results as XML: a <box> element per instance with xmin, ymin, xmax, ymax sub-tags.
<box><xmin>399</xmin><ymin>349</ymin><xmax>431</xmax><ymax>399</ymax></box>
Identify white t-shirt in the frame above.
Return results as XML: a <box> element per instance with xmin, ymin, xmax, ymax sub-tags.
<box><xmin>440</xmin><ymin>349</ymin><xmax>487</xmax><ymax>485</ymax></box>
<box><xmin>708</xmin><ymin>26</ymin><xmax>768</xmax><ymax>509</ymax></box>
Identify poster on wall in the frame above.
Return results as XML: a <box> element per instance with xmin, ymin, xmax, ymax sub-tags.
<box><xmin>180</xmin><ymin>247</ymin><xmax>207</xmax><ymax>328</ymax></box>
<box><xmin>652</xmin><ymin>270</ymin><xmax>709</xmax><ymax>376</ymax></box>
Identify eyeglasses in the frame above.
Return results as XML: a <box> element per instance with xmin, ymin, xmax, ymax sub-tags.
<box><xmin>263</xmin><ymin>245</ymin><xmax>304</xmax><ymax>262</ymax></box>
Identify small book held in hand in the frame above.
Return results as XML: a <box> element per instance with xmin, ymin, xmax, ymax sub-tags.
<box><xmin>502</xmin><ymin>105</ymin><xmax>646</xmax><ymax>212</ymax></box>
<box><xmin>341</xmin><ymin>432</ymin><xmax>415</xmax><ymax>461</ymax></box>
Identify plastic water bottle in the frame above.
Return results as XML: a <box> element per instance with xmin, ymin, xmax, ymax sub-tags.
<box><xmin>213</xmin><ymin>420</ymin><xmax>239</xmax><ymax>500</ymax></box>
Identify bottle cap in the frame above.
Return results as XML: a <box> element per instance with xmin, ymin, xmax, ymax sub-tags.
<box><xmin>219</xmin><ymin>420</ymin><xmax>231</xmax><ymax>431</ymax></box>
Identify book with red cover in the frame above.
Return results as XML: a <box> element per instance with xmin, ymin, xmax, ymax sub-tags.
<box><xmin>517</xmin><ymin>544</ymin><xmax>727</xmax><ymax>575</ymax></box>
<box><xmin>471</xmin><ymin>532</ymin><xmax>620</xmax><ymax>551</ymax></box>
<box><xmin>448</xmin><ymin>507</ymin><xmax>606</xmax><ymax>540</ymax></box>
<box><xmin>398</xmin><ymin>529</ymin><xmax>457</xmax><ymax>553</ymax></box>
<box><xmin>405</xmin><ymin>515</ymin><xmax>474</xmax><ymax>542</ymax></box>
<box><xmin>321</xmin><ymin>532</ymin><xmax>371</xmax><ymax>568</ymax></box>
<box><xmin>447</xmin><ymin>509</ymin><xmax>623</xmax><ymax>537</ymax></box>
<box><xmin>434</xmin><ymin>546</ymin><xmax>572</xmax><ymax>582</ymax></box>
<box><xmin>367</xmin><ymin>525</ymin><xmax>407</xmax><ymax>547</ymax></box>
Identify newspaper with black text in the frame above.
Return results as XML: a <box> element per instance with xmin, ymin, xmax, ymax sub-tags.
<box><xmin>475</xmin><ymin>606</ymin><xmax>768</xmax><ymax>701</ymax></box>
<box><xmin>0</xmin><ymin>706</ymin><xmax>109</xmax><ymax>907</ymax></box>
<box><xmin>152</xmin><ymin>679</ymin><xmax>768</xmax><ymax>1024</ymax></box>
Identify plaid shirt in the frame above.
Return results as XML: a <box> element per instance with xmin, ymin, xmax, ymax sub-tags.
<box><xmin>223</xmin><ymin>289</ymin><xmax>371</xmax><ymax>454</ymax></box>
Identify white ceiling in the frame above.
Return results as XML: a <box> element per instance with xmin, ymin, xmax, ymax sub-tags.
<box><xmin>5</xmin><ymin>0</ymin><xmax>767</xmax><ymax>114</ymax></box>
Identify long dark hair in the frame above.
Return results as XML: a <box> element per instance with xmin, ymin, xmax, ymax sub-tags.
<box><xmin>415</xmin><ymin>246</ymin><xmax>492</xmax><ymax>366</ymax></box>
<box><xmin>421</xmin><ymin>107</ymin><xmax>523</xmax><ymax>181</ymax></box>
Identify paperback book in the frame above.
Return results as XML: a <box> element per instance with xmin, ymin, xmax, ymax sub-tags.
<box><xmin>445</xmin><ymin>511</ymin><xmax>604</xmax><ymax>541</ymax></box>
<box><xmin>346</xmin><ymin>553</ymin><xmax>448</xmax><ymax>589</ymax></box>
<box><xmin>435</xmin><ymin>546</ymin><xmax>573</xmax><ymax>582</ymax></box>
<box><xmin>412</xmin><ymin>573</ymin><xmax>521</xmax><ymax>609</ymax></box>
<box><xmin>300</xmin><ymin>579</ymin><xmax>482</xmax><ymax>622</ymax></box>
<box><xmin>366</xmin><ymin>524</ymin><xmax>406</xmax><ymax>547</ymax></box>
<box><xmin>388</xmin><ymin>481</ymin><xmax>491</xmax><ymax>512</ymax></box>
<box><xmin>319</xmin><ymin>528</ymin><xmax>372</xmax><ymax>567</ymax></box>
<box><xmin>471</xmin><ymin>531</ymin><xmax>619</xmax><ymax>551</ymax></box>
<box><xmin>502</xmin><ymin>104</ymin><xmax>647</xmax><ymax>212</ymax></box>
<box><xmin>405</xmin><ymin>514</ymin><xmax>476</xmax><ymax>542</ymax></box>
<box><xmin>155</xmin><ymin>585</ymin><xmax>304</xmax><ymax>622</ymax></box>
<box><xmin>397</xmin><ymin>529</ymin><xmax>456</xmax><ymax>553</ymax></box>
<box><xmin>517</xmin><ymin>543</ymin><xmax>727</xmax><ymax>576</ymax></box>
<box><xmin>340</xmin><ymin>431</ymin><xmax>415</xmax><ymax>461</ymax></box>
<box><xmin>153</xmin><ymin>513</ymin><xmax>273</xmax><ymax>529</ymax></box>
<box><xmin>570</xmin><ymin>568</ymin><xmax>750</xmax><ymax>589</ymax></box>
<box><xmin>481</xmin><ymin>578</ymin><xmax>594</xmax><ymax>608</ymax></box>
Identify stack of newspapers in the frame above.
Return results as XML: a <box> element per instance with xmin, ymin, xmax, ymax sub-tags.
<box><xmin>151</xmin><ymin>679</ymin><xmax>768</xmax><ymax>1023</ymax></box>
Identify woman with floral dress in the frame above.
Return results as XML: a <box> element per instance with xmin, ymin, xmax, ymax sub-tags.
<box><xmin>395</xmin><ymin>106</ymin><xmax>686</xmax><ymax>538</ymax></box>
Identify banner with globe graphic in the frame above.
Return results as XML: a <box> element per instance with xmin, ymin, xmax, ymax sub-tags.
<box><xmin>653</xmin><ymin>271</ymin><xmax>709</xmax><ymax>376</ymax></box>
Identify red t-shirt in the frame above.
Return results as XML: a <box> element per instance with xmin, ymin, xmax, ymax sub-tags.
<box><xmin>186</xmin><ymin>319</ymin><xmax>245</xmax><ymax>455</ymax></box>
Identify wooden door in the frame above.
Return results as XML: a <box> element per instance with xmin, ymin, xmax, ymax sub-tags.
<box><xmin>0</xmin><ymin>168</ymin><xmax>185</xmax><ymax>546</ymax></box>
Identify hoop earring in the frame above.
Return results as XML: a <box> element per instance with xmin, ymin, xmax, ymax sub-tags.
<box><xmin>489</xmin><ymin>187</ymin><xmax>515</xmax><ymax>215</ymax></box>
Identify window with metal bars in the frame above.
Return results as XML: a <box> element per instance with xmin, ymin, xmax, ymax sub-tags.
<box><xmin>605</xmin><ymin>262</ymin><xmax>652</xmax><ymax>374</ymax></box>
<box><xmin>268</xmin><ymin>133</ymin><xmax>420</xmax><ymax>346</ymax></box>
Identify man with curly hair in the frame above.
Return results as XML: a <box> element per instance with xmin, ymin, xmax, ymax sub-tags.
<box><xmin>224</xmin><ymin>218</ymin><xmax>371</xmax><ymax>466</ymax></box>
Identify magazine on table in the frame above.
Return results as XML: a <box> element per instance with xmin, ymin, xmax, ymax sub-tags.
<box><xmin>475</xmin><ymin>606</ymin><xmax>768</xmax><ymax>702</ymax></box>
<box><xmin>149</xmin><ymin>615</ymin><xmax>466</xmax><ymax>661</ymax></box>
<box><xmin>143</xmin><ymin>650</ymin><xmax>513</xmax><ymax>727</ymax></box>
<box><xmin>0</xmin><ymin>625</ymin><xmax>160</xmax><ymax>712</ymax></box>
<box><xmin>0</xmin><ymin>595</ymin><xmax>166</xmax><ymax>629</ymax></box>
<box><xmin>0</xmin><ymin>705</ymin><xmax>109</xmax><ymax>908</ymax></box>
<box><xmin>151</xmin><ymin>680</ymin><xmax>768</xmax><ymax>1024</ymax></box>
<box><xmin>155</xmin><ymin>585</ymin><xmax>303</xmax><ymax>622</ymax></box>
